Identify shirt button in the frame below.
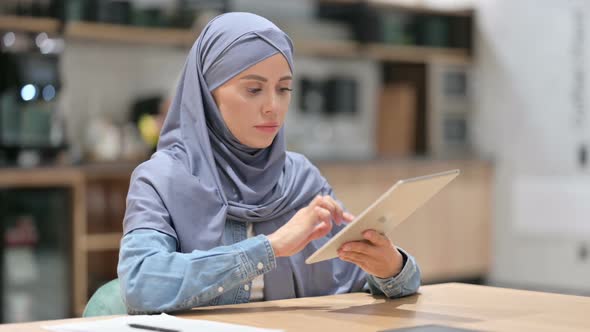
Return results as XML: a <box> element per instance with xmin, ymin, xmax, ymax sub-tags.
<box><xmin>387</xmin><ymin>284</ymin><xmax>393</xmax><ymax>289</ymax></box>
<box><xmin>257</xmin><ymin>262</ymin><xmax>264</xmax><ymax>270</ymax></box>
<box><xmin>218</xmin><ymin>286</ymin><xmax>224</xmax><ymax>293</ymax></box>
<box><xmin>244</xmin><ymin>284</ymin><xmax>250</xmax><ymax>291</ymax></box>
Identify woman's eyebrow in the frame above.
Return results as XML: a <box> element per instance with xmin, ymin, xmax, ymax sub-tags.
<box><xmin>240</xmin><ymin>74</ymin><xmax>292</xmax><ymax>82</ymax></box>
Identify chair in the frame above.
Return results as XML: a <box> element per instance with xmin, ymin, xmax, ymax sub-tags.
<box><xmin>82</xmin><ymin>279</ymin><xmax>127</xmax><ymax>317</ymax></box>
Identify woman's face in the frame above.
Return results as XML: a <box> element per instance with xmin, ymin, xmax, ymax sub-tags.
<box><xmin>212</xmin><ymin>53</ymin><xmax>293</xmax><ymax>149</ymax></box>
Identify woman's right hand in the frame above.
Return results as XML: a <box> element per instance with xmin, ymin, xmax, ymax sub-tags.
<box><xmin>267</xmin><ymin>195</ymin><xmax>355</xmax><ymax>257</ymax></box>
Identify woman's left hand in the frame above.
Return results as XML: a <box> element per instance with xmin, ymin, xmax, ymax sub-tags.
<box><xmin>337</xmin><ymin>229</ymin><xmax>404</xmax><ymax>279</ymax></box>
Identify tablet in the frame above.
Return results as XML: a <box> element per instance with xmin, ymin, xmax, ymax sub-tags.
<box><xmin>305</xmin><ymin>169</ymin><xmax>460</xmax><ymax>264</ymax></box>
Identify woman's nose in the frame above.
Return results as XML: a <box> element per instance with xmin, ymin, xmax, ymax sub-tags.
<box><xmin>262</xmin><ymin>92</ymin><xmax>279</xmax><ymax>115</ymax></box>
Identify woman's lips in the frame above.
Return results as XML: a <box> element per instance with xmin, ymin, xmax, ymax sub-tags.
<box><xmin>254</xmin><ymin>124</ymin><xmax>279</xmax><ymax>133</ymax></box>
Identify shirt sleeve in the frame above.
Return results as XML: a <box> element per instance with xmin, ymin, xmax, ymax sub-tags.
<box><xmin>117</xmin><ymin>228</ymin><xmax>276</xmax><ymax>314</ymax></box>
<box><xmin>364</xmin><ymin>247</ymin><xmax>422</xmax><ymax>298</ymax></box>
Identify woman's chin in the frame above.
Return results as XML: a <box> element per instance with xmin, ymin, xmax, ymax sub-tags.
<box><xmin>238</xmin><ymin>133</ymin><xmax>277</xmax><ymax>149</ymax></box>
<box><xmin>253</xmin><ymin>141</ymin><xmax>274</xmax><ymax>149</ymax></box>
<box><xmin>238</xmin><ymin>137</ymin><xmax>272</xmax><ymax>149</ymax></box>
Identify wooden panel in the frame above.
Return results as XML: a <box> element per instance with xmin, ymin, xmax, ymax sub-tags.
<box><xmin>0</xmin><ymin>15</ymin><xmax>60</xmax><ymax>33</ymax></box>
<box><xmin>0</xmin><ymin>168</ymin><xmax>82</xmax><ymax>188</ymax></box>
<box><xmin>86</xmin><ymin>179</ymin><xmax>128</xmax><ymax>235</ymax></box>
<box><xmin>65</xmin><ymin>22</ymin><xmax>197</xmax><ymax>47</ymax></box>
<box><xmin>365</xmin><ymin>43</ymin><xmax>471</xmax><ymax>64</ymax></box>
<box><xmin>71</xmin><ymin>180</ymin><xmax>88</xmax><ymax>317</ymax></box>
<box><xmin>377</xmin><ymin>84</ymin><xmax>417</xmax><ymax>157</ymax></box>
<box><xmin>84</xmin><ymin>233</ymin><xmax>122</xmax><ymax>251</ymax></box>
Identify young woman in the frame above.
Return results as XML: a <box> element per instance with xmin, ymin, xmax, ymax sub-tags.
<box><xmin>118</xmin><ymin>12</ymin><xmax>421</xmax><ymax>314</ymax></box>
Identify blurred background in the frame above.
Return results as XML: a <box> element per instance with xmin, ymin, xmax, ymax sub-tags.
<box><xmin>0</xmin><ymin>0</ymin><xmax>589</xmax><ymax>323</ymax></box>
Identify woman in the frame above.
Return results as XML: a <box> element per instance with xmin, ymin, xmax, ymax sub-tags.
<box><xmin>118</xmin><ymin>12</ymin><xmax>421</xmax><ymax>314</ymax></box>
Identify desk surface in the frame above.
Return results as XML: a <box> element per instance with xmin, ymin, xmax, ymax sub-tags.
<box><xmin>2</xmin><ymin>283</ymin><xmax>589</xmax><ymax>332</ymax></box>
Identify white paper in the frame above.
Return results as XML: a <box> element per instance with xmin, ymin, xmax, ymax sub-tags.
<box><xmin>43</xmin><ymin>313</ymin><xmax>283</xmax><ymax>332</ymax></box>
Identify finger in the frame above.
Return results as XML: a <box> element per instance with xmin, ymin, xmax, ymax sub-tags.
<box><xmin>363</xmin><ymin>230</ymin><xmax>390</xmax><ymax>247</ymax></box>
<box><xmin>339</xmin><ymin>250</ymin><xmax>368</xmax><ymax>262</ymax></box>
<box><xmin>309</xmin><ymin>195</ymin><xmax>324</xmax><ymax>209</ymax></box>
<box><xmin>338</xmin><ymin>252</ymin><xmax>369</xmax><ymax>270</ymax></box>
<box><xmin>316</xmin><ymin>196</ymin><xmax>338</xmax><ymax>224</ymax></box>
<box><xmin>321</xmin><ymin>196</ymin><xmax>344</xmax><ymax>225</ymax></box>
<box><xmin>342</xmin><ymin>212</ymin><xmax>355</xmax><ymax>223</ymax></box>
<box><xmin>339</xmin><ymin>241</ymin><xmax>376</xmax><ymax>256</ymax></box>
<box><xmin>309</xmin><ymin>218</ymin><xmax>332</xmax><ymax>240</ymax></box>
<box><xmin>314</xmin><ymin>206</ymin><xmax>332</xmax><ymax>225</ymax></box>
<box><xmin>306</xmin><ymin>206</ymin><xmax>333</xmax><ymax>241</ymax></box>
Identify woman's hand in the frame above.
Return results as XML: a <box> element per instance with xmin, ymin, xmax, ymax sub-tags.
<box><xmin>338</xmin><ymin>230</ymin><xmax>404</xmax><ymax>279</ymax></box>
<box><xmin>267</xmin><ymin>195</ymin><xmax>354</xmax><ymax>257</ymax></box>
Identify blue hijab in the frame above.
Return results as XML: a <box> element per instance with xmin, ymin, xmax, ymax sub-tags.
<box><xmin>123</xmin><ymin>12</ymin><xmax>365</xmax><ymax>300</ymax></box>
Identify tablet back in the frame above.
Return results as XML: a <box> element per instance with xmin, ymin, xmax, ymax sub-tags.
<box><xmin>305</xmin><ymin>169</ymin><xmax>460</xmax><ymax>264</ymax></box>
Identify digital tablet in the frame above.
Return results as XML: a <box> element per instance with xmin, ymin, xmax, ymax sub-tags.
<box><xmin>305</xmin><ymin>169</ymin><xmax>460</xmax><ymax>264</ymax></box>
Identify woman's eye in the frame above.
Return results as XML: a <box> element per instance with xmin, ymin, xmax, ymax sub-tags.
<box><xmin>247</xmin><ymin>88</ymin><xmax>262</xmax><ymax>94</ymax></box>
<box><xmin>280</xmin><ymin>87</ymin><xmax>293</xmax><ymax>93</ymax></box>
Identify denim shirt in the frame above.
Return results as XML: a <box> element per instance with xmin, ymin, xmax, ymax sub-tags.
<box><xmin>118</xmin><ymin>221</ymin><xmax>421</xmax><ymax>314</ymax></box>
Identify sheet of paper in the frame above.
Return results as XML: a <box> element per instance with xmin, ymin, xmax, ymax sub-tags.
<box><xmin>43</xmin><ymin>313</ymin><xmax>283</xmax><ymax>332</ymax></box>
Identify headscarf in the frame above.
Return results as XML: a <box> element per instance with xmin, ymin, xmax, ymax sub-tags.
<box><xmin>124</xmin><ymin>12</ymin><xmax>325</xmax><ymax>254</ymax></box>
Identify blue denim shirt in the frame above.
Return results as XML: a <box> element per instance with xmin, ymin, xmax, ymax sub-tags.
<box><xmin>118</xmin><ymin>222</ymin><xmax>421</xmax><ymax>314</ymax></box>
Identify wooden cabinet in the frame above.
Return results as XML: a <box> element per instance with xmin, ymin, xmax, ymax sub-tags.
<box><xmin>0</xmin><ymin>164</ymin><xmax>134</xmax><ymax>317</ymax></box>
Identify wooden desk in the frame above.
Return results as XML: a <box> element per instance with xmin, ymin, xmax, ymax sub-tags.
<box><xmin>2</xmin><ymin>283</ymin><xmax>589</xmax><ymax>332</ymax></box>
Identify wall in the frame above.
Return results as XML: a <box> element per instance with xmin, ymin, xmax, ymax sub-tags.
<box><xmin>59</xmin><ymin>41</ymin><xmax>186</xmax><ymax>156</ymax></box>
<box><xmin>474</xmin><ymin>0</ymin><xmax>590</xmax><ymax>292</ymax></box>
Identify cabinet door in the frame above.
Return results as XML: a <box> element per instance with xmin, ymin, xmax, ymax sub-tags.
<box><xmin>0</xmin><ymin>188</ymin><xmax>72</xmax><ymax>323</ymax></box>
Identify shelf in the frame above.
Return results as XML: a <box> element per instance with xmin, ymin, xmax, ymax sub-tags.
<box><xmin>369</xmin><ymin>0</ymin><xmax>473</xmax><ymax>17</ymax></box>
<box><xmin>319</xmin><ymin>0</ymin><xmax>474</xmax><ymax>17</ymax></box>
<box><xmin>65</xmin><ymin>21</ymin><xmax>198</xmax><ymax>47</ymax></box>
<box><xmin>81</xmin><ymin>162</ymin><xmax>136</xmax><ymax>181</ymax></box>
<box><xmin>294</xmin><ymin>39</ymin><xmax>471</xmax><ymax>64</ymax></box>
<box><xmin>84</xmin><ymin>233</ymin><xmax>123</xmax><ymax>251</ymax></box>
<box><xmin>0</xmin><ymin>167</ymin><xmax>83</xmax><ymax>188</ymax></box>
<box><xmin>0</xmin><ymin>15</ymin><xmax>60</xmax><ymax>33</ymax></box>
<box><xmin>0</xmin><ymin>18</ymin><xmax>470</xmax><ymax>64</ymax></box>
<box><xmin>364</xmin><ymin>43</ymin><xmax>471</xmax><ymax>64</ymax></box>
